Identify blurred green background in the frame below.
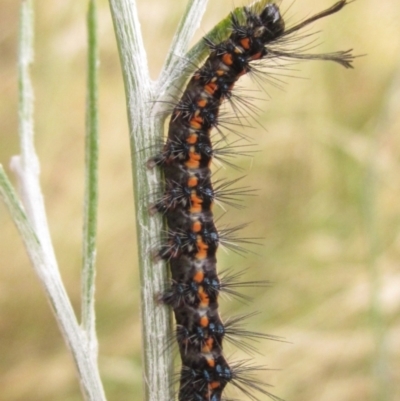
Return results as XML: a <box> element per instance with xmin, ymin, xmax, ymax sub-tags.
<box><xmin>0</xmin><ymin>0</ymin><xmax>399</xmax><ymax>400</ymax></box>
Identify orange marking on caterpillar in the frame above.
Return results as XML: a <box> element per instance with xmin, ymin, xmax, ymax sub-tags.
<box><xmin>186</xmin><ymin>148</ymin><xmax>202</xmax><ymax>168</ymax></box>
<box><xmin>206</xmin><ymin>356</ymin><xmax>215</xmax><ymax>368</ymax></box>
<box><xmin>198</xmin><ymin>286</ymin><xmax>210</xmax><ymax>307</ymax></box>
<box><xmin>186</xmin><ymin>152</ymin><xmax>201</xmax><ymax>168</ymax></box>
<box><xmin>199</xmin><ymin>315</ymin><xmax>209</xmax><ymax>327</ymax></box>
<box><xmin>240</xmin><ymin>37</ymin><xmax>250</xmax><ymax>49</ymax></box>
<box><xmin>189</xmin><ymin>151</ymin><xmax>201</xmax><ymax>161</ymax></box>
<box><xmin>190</xmin><ymin>120</ymin><xmax>202</xmax><ymax>130</ymax></box>
<box><xmin>204</xmin><ymin>82</ymin><xmax>217</xmax><ymax>95</ymax></box>
<box><xmin>196</xmin><ymin>237</ymin><xmax>209</xmax><ymax>259</ymax></box>
<box><xmin>222</xmin><ymin>53</ymin><xmax>233</xmax><ymax>66</ymax></box>
<box><xmin>192</xmin><ymin>220</ymin><xmax>202</xmax><ymax>233</ymax></box>
<box><xmin>186</xmin><ymin>159</ymin><xmax>200</xmax><ymax>169</ymax></box>
<box><xmin>193</xmin><ymin>115</ymin><xmax>203</xmax><ymax>124</ymax></box>
<box><xmin>197</xmin><ymin>98</ymin><xmax>208</xmax><ymax>108</ymax></box>
<box><xmin>191</xmin><ymin>192</ymin><xmax>203</xmax><ymax>204</ymax></box>
<box><xmin>209</xmin><ymin>381</ymin><xmax>221</xmax><ymax>390</ymax></box>
<box><xmin>193</xmin><ymin>270</ymin><xmax>204</xmax><ymax>283</ymax></box>
<box><xmin>186</xmin><ymin>133</ymin><xmax>198</xmax><ymax>145</ymax></box>
<box><xmin>187</xmin><ymin>176</ymin><xmax>198</xmax><ymax>187</ymax></box>
<box><xmin>190</xmin><ymin>193</ymin><xmax>203</xmax><ymax>213</ymax></box>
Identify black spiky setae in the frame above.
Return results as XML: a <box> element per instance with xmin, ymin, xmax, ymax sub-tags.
<box><xmin>148</xmin><ymin>1</ymin><xmax>355</xmax><ymax>400</ymax></box>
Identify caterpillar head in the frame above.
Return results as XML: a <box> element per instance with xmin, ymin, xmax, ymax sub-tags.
<box><xmin>258</xmin><ymin>4</ymin><xmax>285</xmax><ymax>41</ymax></box>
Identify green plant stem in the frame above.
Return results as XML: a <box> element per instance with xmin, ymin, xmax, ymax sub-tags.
<box><xmin>82</xmin><ymin>0</ymin><xmax>99</xmax><ymax>352</ymax></box>
<box><xmin>108</xmin><ymin>1</ymin><xmax>173</xmax><ymax>400</ymax></box>
<box><xmin>0</xmin><ymin>168</ymin><xmax>106</xmax><ymax>401</ymax></box>
<box><xmin>156</xmin><ymin>0</ymin><xmax>209</xmax><ymax>99</ymax></box>
<box><xmin>0</xmin><ymin>1</ymin><xmax>107</xmax><ymax>400</ymax></box>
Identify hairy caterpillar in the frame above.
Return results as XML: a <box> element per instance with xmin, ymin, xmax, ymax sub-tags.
<box><xmin>149</xmin><ymin>1</ymin><xmax>355</xmax><ymax>400</ymax></box>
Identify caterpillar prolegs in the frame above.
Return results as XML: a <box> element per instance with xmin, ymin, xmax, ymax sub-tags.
<box><xmin>149</xmin><ymin>1</ymin><xmax>355</xmax><ymax>400</ymax></box>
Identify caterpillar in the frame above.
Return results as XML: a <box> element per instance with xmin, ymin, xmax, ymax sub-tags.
<box><xmin>149</xmin><ymin>1</ymin><xmax>355</xmax><ymax>400</ymax></box>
